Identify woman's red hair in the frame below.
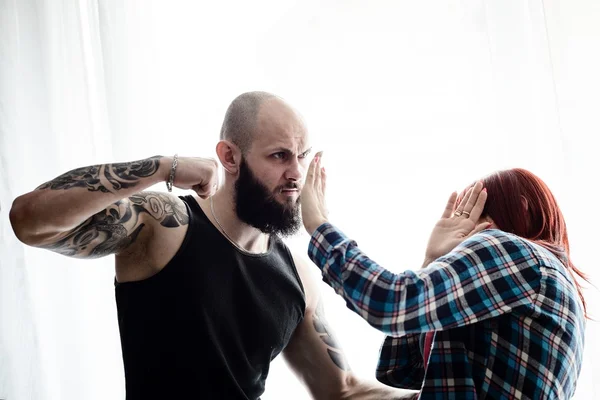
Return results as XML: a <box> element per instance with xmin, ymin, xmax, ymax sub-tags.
<box><xmin>459</xmin><ymin>168</ymin><xmax>590</xmax><ymax>318</ymax></box>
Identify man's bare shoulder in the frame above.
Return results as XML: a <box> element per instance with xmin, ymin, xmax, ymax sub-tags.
<box><xmin>116</xmin><ymin>192</ymin><xmax>190</xmax><ymax>282</ymax></box>
<box><xmin>290</xmin><ymin>250</ymin><xmax>321</xmax><ymax>312</ymax></box>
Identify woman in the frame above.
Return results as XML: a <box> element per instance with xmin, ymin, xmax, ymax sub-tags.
<box><xmin>301</xmin><ymin>152</ymin><xmax>587</xmax><ymax>399</ymax></box>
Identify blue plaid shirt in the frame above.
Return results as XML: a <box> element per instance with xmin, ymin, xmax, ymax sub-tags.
<box><xmin>308</xmin><ymin>223</ymin><xmax>585</xmax><ymax>399</ymax></box>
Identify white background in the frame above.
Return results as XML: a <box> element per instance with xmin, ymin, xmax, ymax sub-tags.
<box><xmin>1</xmin><ymin>0</ymin><xmax>599</xmax><ymax>398</ymax></box>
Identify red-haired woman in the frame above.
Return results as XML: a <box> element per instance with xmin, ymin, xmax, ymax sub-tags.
<box><xmin>301</xmin><ymin>153</ymin><xmax>587</xmax><ymax>400</ymax></box>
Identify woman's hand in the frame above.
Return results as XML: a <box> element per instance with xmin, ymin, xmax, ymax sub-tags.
<box><xmin>423</xmin><ymin>181</ymin><xmax>491</xmax><ymax>266</ymax></box>
<box><xmin>300</xmin><ymin>151</ymin><xmax>329</xmax><ymax>235</ymax></box>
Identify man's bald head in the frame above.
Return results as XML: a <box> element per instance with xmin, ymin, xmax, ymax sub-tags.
<box><xmin>219</xmin><ymin>91</ymin><xmax>278</xmax><ymax>154</ymax></box>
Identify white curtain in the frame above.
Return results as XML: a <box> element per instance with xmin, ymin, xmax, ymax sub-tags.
<box><xmin>1</xmin><ymin>1</ymin><xmax>598</xmax><ymax>399</ymax></box>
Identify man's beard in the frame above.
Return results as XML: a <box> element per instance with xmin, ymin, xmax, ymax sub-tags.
<box><xmin>234</xmin><ymin>159</ymin><xmax>302</xmax><ymax>237</ymax></box>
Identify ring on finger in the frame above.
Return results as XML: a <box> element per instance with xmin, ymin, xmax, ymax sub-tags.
<box><xmin>453</xmin><ymin>211</ymin><xmax>463</xmax><ymax>217</ymax></box>
<box><xmin>462</xmin><ymin>211</ymin><xmax>471</xmax><ymax>218</ymax></box>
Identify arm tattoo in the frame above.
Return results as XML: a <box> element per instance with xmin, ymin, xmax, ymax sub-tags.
<box><xmin>41</xmin><ymin>192</ymin><xmax>188</xmax><ymax>258</ymax></box>
<box><xmin>36</xmin><ymin>156</ymin><xmax>161</xmax><ymax>192</ymax></box>
<box><xmin>313</xmin><ymin>299</ymin><xmax>350</xmax><ymax>371</ymax></box>
<box><xmin>129</xmin><ymin>192</ymin><xmax>189</xmax><ymax>227</ymax></box>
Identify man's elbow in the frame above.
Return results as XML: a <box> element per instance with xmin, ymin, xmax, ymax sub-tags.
<box><xmin>9</xmin><ymin>195</ymin><xmax>41</xmax><ymax>246</ymax></box>
<box><xmin>338</xmin><ymin>373</ymin><xmax>361</xmax><ymax>399</ymax></box>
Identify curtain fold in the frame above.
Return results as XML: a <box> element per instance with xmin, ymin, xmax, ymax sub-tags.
<box><xmin>1</xmin><ymin>0</ymin><xmax>598</xmax><ymax>399</ymax></box>
<box><xmin>1</xmin><ymin>0</ymin><xmax>120</xmax><ymax>399</ymax></box>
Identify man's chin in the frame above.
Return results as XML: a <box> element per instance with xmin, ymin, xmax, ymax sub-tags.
<box><xmin>275</xmin><ymin>191</ymin><xmax>300</xmax><ymax>202</ymax></box>
<box><xmin>272</xmin><ymin>195</ymin><xmax>299</xmax><ymax>208</ymax></box>
<box><xmin>249</xmin><ymin>221</ymin><xmax>299</xmax><ymax>237</ymax></box>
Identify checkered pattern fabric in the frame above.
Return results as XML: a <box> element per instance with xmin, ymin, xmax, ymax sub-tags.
<box><xmin>308</xmin><ymin>224</ymin><xmax>585</xmax><ymax>399</ymax></box>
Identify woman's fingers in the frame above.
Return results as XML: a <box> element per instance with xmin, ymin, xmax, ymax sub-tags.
<box><xmin>466</xmin><ymin>186</ymin><xmax>487</xmax><ymax>222</ymax></box>
<box><xmin>314</xmin><ymin>152</ymin><xmax>323</xmax><ymax>191</ymax></box>
<box><xmin>466</xmin><ymin>220</ymin><xmax>493</xmax><ymax>238</ymax></box>
<box><xmin>454</xmin><ymin>187</ymin><xmax>472</xmax><ymax>215</ymax></box>
<box><xmin>455</xmin><ymin>181</ymin><xmax>487</xmax><ymax>220</ymax></box>
<box><xmin>462</xmin><ymin>182</ymin><xmax>483</xmax><ymax>212</ymax></box>
<box><xmin>442</xmin><ymin>191</ymin><xmax>458</xmax><ymax>219</ymax></box>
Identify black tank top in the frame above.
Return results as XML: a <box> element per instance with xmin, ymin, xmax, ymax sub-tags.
<box><xmin>115</xmin><ymin>195</ymin><xmax>306</xmax><ymax>399</ymax></box>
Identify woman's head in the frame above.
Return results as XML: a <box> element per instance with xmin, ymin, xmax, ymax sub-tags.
<box><xmin>477</xmin><ymin>169</ymin><xmax>565</xmax><ymax>242</ymax></box>
<box><xmin>458</xmin><ymin>168</ymin><xmax>589</xmax><ymax>317</ymax></box>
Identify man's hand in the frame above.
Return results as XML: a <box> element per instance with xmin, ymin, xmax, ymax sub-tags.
<box><xmin>301</xmin><ymin>151</ymin><xmax>329</xmax><ymax>234</ymax></box>
<box><xmin>341</xmin><ymin>377</ymin><xmax>419</xmax><ymax>399</ymax></box>
<box><xmin>170</xmin><ymin>156</ymin><xmax>219</xmax><ymax>199</ymax></box>
<box><xmin>423</xmin><ymin>181</ymin><xmax>490</xmax><ymax>266</ymax></box>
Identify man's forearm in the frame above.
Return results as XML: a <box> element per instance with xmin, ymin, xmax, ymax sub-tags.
<box><xmin>10</xmin><ymin>155</ymin><xmax>171</xmax><ymax>244</ymax></box>
<box><xmin>342</xmin><ymin>376</ymin><xmax>418</xmax><ymax>400</ymax></box>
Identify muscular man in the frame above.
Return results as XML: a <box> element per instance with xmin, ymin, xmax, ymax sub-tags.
<box><xmin>10</xmin><ymin>92</ymin><xmax>415</xmax><ymax>399</ymax></box>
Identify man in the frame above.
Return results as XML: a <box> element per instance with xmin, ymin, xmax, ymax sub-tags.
<box><xmin>10</xmin><ymin>92</ymin><xmax>415</xmax><ymax>399</ymax></box>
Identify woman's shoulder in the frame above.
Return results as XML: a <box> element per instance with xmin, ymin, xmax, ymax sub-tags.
<box><xmin>464</xmin><ymin>229</ymin><xmax>567</xmax><ymax>270</ymax></box>
<box><xmin>460</xmin><ymin>228</ymin><xmax>533</xmax><ymax>253</ymax></box>
<box><xmin>439</xmin><ymin>229</ymin><xmax>543</xmax><ymax>293</ymax></box>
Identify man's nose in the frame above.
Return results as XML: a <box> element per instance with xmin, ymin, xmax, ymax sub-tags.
<box><xmin>285</xmin><ymin>159</ymin><xmax>304</xmax><ymax>182</ymax></box>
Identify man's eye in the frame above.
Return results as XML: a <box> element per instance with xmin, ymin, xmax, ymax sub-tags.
<box><xmin>299</xmin><ymin>151</ymin><xmax>310</xmax><ymax>159</ymax></box>
<box><xmin>273</xmin><ymin>152</ymin><xmax>286</xmax><ymax>159</ymax></box>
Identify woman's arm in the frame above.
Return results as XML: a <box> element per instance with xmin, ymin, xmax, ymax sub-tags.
<box><xmin>308</xmin><ymin>226</ymin><xmax>542</xmax><ymax>336</ymax></box>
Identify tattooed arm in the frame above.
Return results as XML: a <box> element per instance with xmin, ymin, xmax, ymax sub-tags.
<box><xmin>34</xmin><ymin>192</ymin><xmax>190</xmax><ymax>258</ymax></box>
<box><xmin>9</xmin><ymin>155</ymin><xmax>218</xmax><ymax>258</ymax></box>
<box><xmin>284</xmin><ymin>254</ymin><xmax>418</xmax><ymax>400</ymax></box>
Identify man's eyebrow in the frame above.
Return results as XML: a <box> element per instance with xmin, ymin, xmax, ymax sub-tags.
<box><xmin>268</xmin><ymin>147</ymin><xmax>312</xmax><ymax>156</ymax></box>
<box><xmin>269</xmin><ymin>147</ymin><xmax>294</xmax><ymax>155</ymax></box>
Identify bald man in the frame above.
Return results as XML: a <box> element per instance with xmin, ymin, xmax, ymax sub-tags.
<box><xmin>10</xmin><ymin>92</ymin><xmax>416</xmax><ymax>399</ymax></box>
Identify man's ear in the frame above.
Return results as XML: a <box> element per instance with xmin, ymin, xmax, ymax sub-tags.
<box><xmin>216</xmin><ymin>140</ymin><xmax>242</xmax><ymax>175</ymax></box>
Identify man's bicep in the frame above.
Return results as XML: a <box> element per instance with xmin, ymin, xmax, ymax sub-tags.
<box><xmin>39</xmin><ymin>191</ymin><xmax>188</xmax><ymax>259</ymax></box>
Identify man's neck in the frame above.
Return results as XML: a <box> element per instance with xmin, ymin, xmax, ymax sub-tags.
<box><xmin>200</xmin><ymin>190</ymin><xmax>270</xmax><ymax>254</ymax></box>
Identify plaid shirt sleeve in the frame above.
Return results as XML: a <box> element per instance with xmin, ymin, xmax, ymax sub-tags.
<box><xmin>307</xmin><ymin>223</ymin><xmax>542</xmax><ymax>336</ymax></box>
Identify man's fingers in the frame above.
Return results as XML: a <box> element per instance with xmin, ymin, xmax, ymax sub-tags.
<box><xmin>442</xmin><ymin>192</ymin><xmax>458</xmax><ymax>219</ymax></box>
<box><xmin>193</xmin><ymin>184</ymin><xmax>207</xmax><ymax>198</ymax></box>
<box><xmin>193</xmin><ymin>181</ymin><xmax>216</xmax><ymax>199</ymax></box>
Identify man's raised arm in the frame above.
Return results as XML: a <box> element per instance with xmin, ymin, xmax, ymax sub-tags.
<box><xmin>9</xmin><ymin>155</ymin><xmax>218</xmax><ymax>258</ymax></box>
